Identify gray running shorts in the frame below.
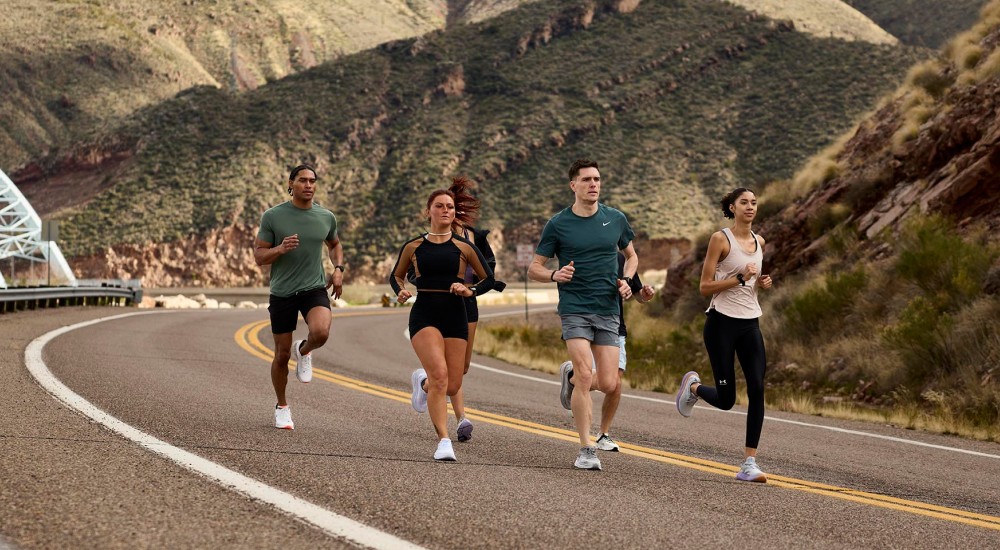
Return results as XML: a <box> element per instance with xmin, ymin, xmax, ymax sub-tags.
<box><xmin>560</xmin><ymin>313</ymin><xmax>621</xmax><ymax>347</ymax></box>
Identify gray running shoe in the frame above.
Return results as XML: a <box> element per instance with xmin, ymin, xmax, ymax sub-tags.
<box><xmin>434</xmin><ymin>438</ymin><xmax>456</xmax><ymax>461</ymax></box>
<box><xmin>595</xmin><ymin>433</ymin><xmax>619</xmax><ymax>452</ymax></box>
<box><xmin>559</xmin><ymin>361</ymin><xmax>574</xmax><ymax>410</ymax></box>
<box><xmin>456</xmin><ymin>418</ymin><xmax>474</xmax><ymax>442</ymax></box>
<box><xmin>676</xmin><ymin>371</ymin><xmax>701</xmax><ymax>417</ymax></box>
<box><xmin>293</xmin><ymin>340</ymin><xmax>312</xmax><ymax>383</ymax></box>
<box><xmin>736</xmin><ymin>456</ymin><xmax>767</xmax><ymax>483</ymax></box>
<box><xmin>411</xmin><ymin>369</ymin><xmax>428</xmax><ymax>413</ymax></box>
<box><xmin>574</xmin><ymin>446</ymin><xmax>602</xmax><ymax>470</ymax></box>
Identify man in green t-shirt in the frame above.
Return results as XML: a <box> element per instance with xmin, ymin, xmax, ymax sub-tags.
<box><xmin>254</xmin><ymin>164</ymin><xmax>345</xmax><ymax>430</ymax></box>
<box><xmin>529</xmin><ymin>158</ymin><xmax>638</xmax><ymax>471</ymax></box>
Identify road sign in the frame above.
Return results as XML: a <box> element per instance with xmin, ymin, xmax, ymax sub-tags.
<box><xmin>515</xmin><ymin>244</ymin><xmax>534</xmax><ymax>268</ymax></box>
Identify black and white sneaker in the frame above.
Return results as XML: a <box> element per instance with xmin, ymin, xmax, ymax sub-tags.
<box><xmin>595</xmin><ymin>433</ymin><xmax>619</xmax><ymax>452</ymax></box>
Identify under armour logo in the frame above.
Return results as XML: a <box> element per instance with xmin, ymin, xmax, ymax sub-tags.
<box><xmin>603</xmin><ymin>221</ymin><xmax>611</xmax><ymax>226</ymax></box>
<box><xmin>718</xmin><ymin>379</ymin><xmax>728</xmax><ymax>385</ymax></box>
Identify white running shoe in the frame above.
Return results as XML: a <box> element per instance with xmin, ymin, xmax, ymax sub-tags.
<box><xmin>736</xmin><ymin>456</ymin><xmax>767</xmax><ymax>483</ymax></box>
<box><xmin>434</xmin><ymin>438</ymin><xmax>456</xmax><ymax>461</ymax></box>
<box><xmin>676</xmin><ymin>371</ymin><xmax>701</xmax><ymax>417</ymax></box>
<box><xmin>456</xmin><ymin>418</ymin><xmax>474</xmax><ymax>442</ymax></box>
<box><xmin>574</xmin><ymin>446</ymin><xmax>602</xmax><ymax>470</ymax></box>
<box><xmin>595</xmin><ymin>433</ymin><xmax>620</xmax><ymax>452</ymax></box>
<box><xmin>293</xmin><ymin>340</ymin><xmax>312</xmax><ymax>383</ymax></box>
<box><xmin>274</xmin><ymin>405</ymin><xmax>294</xmax><ymax>430</ymax></box>
<box><xmin>559</xmin><ymin>361</ymin><xmax>574</xmax><ymax>410</ymax></box>
<box><xmin>411</xmin><ymin>369</ymin><xmax>428</xmax><ymax>413</ymax></box>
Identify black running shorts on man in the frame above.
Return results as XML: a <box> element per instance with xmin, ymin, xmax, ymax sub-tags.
<box><xmin>268</xmin><ymin>287</ymin><xmax>331</xmax><ymax>334</ymax></box>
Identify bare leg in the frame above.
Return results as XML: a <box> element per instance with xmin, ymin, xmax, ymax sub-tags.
<box><xmin>451</xmin><ymin>322</ymin><xmax>477</xmax><ymax>421</ymax></box>
<box><xmin>599</xmin><ymin>371</ymin><xmax>622</xmax><ymax>435</ymax></box>
<box><xmin>412</xmin><ymin>330</ymin><xmax>469</xmax><ymax>439</ymax></box>
<box><xmin>271</xmin><ymin>332</ymin><xmax>293</xmax><ymax>406</ymax></box>
<box><xmin>299</xmin><ymin>306</ymin><xmax>331</xmax><ymax>355</ymax></box>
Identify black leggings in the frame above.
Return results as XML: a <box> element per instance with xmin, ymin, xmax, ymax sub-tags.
<box><xmin>696</xmin><ymin>309</ymin><xmax>767</xmax><ymax>449</ymax></box>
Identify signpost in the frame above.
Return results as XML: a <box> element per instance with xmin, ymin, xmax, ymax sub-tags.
<box><xmin>515</xmin><ymin>244</ymin><xmax>534</xmax><ymax>322</ymax></box>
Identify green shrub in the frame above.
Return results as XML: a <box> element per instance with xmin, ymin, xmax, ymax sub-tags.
<box><xmin>894</xmin><ymin>215</ymin><xmax>996</xmax><ymax>307</ymax></box>
<box><xmin>882</xmin><ymin>296</ymin><xmax>953</xmax><ymax>387</ymax></box>
<box><xmin>784</xmin><ymin>267</ymin><xmax>868</xmax><ymax>341</ymax></box>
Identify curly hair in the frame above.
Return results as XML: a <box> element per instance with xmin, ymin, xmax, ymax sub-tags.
<box><xmin>720</xmin><ymin>187</ymin><xmax>755</xmax><ymax>219</ymax></box>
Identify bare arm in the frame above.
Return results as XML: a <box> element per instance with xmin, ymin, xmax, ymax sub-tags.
<box><xmin>699</xmin><ymin>231</ymin><xmax>742</xmax><ymax>297</ymax></box>
<box><xmin>326</xmin><ymin>238</ymin><xmax>344</xmax><ymax>299</ymax></box>
<box><xmin>254</xmin><ymin>235</ymin><xmax>298</xmax><ymax>266</ymax></box>
<box><xmin>528</xmin><ymin>254</ymin><xmax>576</xmax><ymax>283</ymax></box>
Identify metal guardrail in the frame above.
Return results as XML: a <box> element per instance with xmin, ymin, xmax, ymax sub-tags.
<box><xmin>0</xmin><ymin>285</ymin><xmax>143</xmax><ymax>314</ymax></box>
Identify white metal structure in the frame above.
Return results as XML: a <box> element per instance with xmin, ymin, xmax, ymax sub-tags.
<box><xmin>0</xmin><ymin>168</ymin><xmax>77</xmax><ymax>289</ymax></box>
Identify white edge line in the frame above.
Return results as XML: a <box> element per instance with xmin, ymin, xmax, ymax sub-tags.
<box><xmin>25</xmin><ymin>311</ymin><xmax>424</xmax><ymax>550</ymax></box>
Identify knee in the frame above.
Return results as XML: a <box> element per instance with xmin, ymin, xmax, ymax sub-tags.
<box><xmin>718</xmin><ymin>390</ymin><xmax>737</xmax><ymax>410</ymax></box>
<box><xmin>572</xmin><ymin>367</ymin><xmax>593</xmax><ymax>390</ymax></box>
<box><xmin>425</xmin><ymin>377</ymin><xmax>447</xmax><ymax>394</ymax></box>
<box><xmin>446</xmin><ymin>381</ymin><xmax>462</xmax><ymax>396</ymax></box>
<box><xmin>310</xmin><ymin>328</ymin><xmax>330</xmax><ymax>346</ymax></box>
<box><xmin>273</xmin><ymin>350</ymin><xmax>292</xmax><ymax>365</ymax></box>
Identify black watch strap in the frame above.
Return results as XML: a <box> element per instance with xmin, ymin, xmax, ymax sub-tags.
<box><xmin>334</xmin><ymin>265</ymin><xmax>345</xmax><ymax>272</ymax></box>
<box><xmin>736</xmin><ymin>273</ymin><xmax>745</xmax><ymax>286</ymax></box>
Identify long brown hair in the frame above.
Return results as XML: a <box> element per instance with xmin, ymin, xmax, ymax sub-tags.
<box><xmin>448</xmin><ymin>175</ymin><xmax>480</xmax><ymax>228</ymax></box>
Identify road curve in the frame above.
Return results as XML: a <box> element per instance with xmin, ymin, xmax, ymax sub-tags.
<box><xmin>2</xmin><ymin>306</ymin><xmax>999</xmax><ymax>549</ymax></box>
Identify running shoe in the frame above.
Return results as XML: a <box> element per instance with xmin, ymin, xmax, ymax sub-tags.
<box><xmin>559</xmin><ymin>361</ymin><xmax>574</xmax><ymax>410</ymax></box>
<box><xmin>736</xmin><ymin>456</ymin><xmax>767</xmax><ymax>483</ymax></box>
<box><xmin>595</xmin><ymin>433</ymin><xmax>620</xmax><ymax>452</ymax></box>
<box><xmin>293</xmin><ymin>340</ymin><xmax>312</xmax><ymax>383</ymax></box>
<box><xmin>456</xmin><ymin>418</ymin><xmax>474</xmax><ymax>442</ymax></box>
<box><xmin>434</xmin><ymin>438</ymin><xmax>456</xmax><ymax>461</ymax></box>
<box><xmin>574</xmin><ymin>446</ymin><xmax>602</xmax><ymax>470</ymax></box>
<box><xmin>676</xmin><ymin>371</ymin><xmax>701</xmax><ymax>417</ymax></box>
<box><xmin>411</xmin><ymin>369</ymin><xmax>428</xmax><ymax>413</ymax></box>
<box><xmin>274</xmin><ymin>405</ymin><xmax>294</xmax><ymax>430</ymax></box>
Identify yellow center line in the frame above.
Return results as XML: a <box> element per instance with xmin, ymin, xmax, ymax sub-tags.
<box><xmin>234</xmin><ymin>317</ymin><xmax>1000</xmax><ymax>531</ymax></box>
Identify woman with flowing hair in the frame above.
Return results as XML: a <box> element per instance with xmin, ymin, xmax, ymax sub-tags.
<box><xmin>675</xmin><ymin>187</ymin><xmax>774</xmax><ymax>482</ymax></box>
<box><xmin>389</xmin><ymin>185</ymin><xmax>495</xmax><ymax>461</ymax></box>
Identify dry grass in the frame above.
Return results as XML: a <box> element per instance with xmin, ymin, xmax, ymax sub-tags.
<box><xmin>726</xmin><ymin>0</ymin><xmax>897</xmax><ymax>44</ymax></box>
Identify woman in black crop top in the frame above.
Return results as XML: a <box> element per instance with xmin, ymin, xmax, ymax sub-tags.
<box><xmin>388</xmin><ymin>188</ymin><xmax>495</xmax><ymax>461</ymax></box>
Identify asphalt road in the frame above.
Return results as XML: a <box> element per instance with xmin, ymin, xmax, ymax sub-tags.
<box><xmin>2</xmin><ymin>305</ymin><xmax>999</xmax><ymax>549</ymax></box>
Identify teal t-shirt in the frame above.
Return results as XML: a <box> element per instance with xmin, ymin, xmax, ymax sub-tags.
<box><xmin>257</xmin><ymin>202</ymin><xmax>338</xmax><ymax>298</ymax></box>
<box><xmin>536</xmin><ymin>203</ymin><xmax>634</xmax><ymax>315</ymax></box>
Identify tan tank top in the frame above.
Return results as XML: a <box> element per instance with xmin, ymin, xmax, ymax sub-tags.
<box><xmin>707</xmin><ymin>227</ymin><xmax>762</xmax><ymax>319</ymax></box>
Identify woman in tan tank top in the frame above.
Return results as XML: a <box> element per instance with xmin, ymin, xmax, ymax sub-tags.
<box><xmin>674</xmin><ymin>188</ymin><xmax>774</xmax><ymax>482</ymax></box>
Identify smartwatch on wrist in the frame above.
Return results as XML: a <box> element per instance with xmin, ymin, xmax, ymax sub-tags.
<box><xmin>736</xmin><ymin>273</ymin><xmax>746</xmax><ymax>286</ymax></box>
<box><xmin>334</xmin><ymin>265</ymin><xmax>345</xmax><ymax>273</ymax></box>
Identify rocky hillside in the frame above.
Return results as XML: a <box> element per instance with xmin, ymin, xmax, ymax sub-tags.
<box><xmin>1</xmin><ymin>0</ymin><xmax>544</xmax><ymax>170</ymax></box>
<box><xmin>843</xmin><ymin>0</ymin><xmax>990</xmax><ymax>48</ymax></box>
<box><xmin>661</xmin><ymin>1</ymin><xmax>1000</xmax><ymax>433</ymax></box>
<box><xmin>10</xmin><ymin>0</ymin><xmax>930</xmax><ymax>286</ymax></box>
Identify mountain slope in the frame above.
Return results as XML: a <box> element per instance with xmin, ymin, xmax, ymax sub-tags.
<box><xmin>728</xmin><ymin>0</ymin><xmax>896</xmax><ymax>44</ymax></box>
<box><xmin>663</xmin><ymin>1</ymin><xmax>1000</xmax><ymax>434</ymax></box>
<box><xmin>844</xmin><ymin>0</ymin><xmax>990</xmax><ymax>48</ymax></box>
<box><xmin>0</xmin><ymin>0</ymin><xmax>448</xmax><ymax>169</ymax></box>
<box><xmin>14</xmin><ymin>0</ymin><xmax>927</xmax><ymax>285</ymax></box>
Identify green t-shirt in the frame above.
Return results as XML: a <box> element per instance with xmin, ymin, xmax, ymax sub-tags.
<box><xmin>257</xmin><ymin>202</ymin><xmax>338</xmax><ymax>297</ymax></box>
<box><xmin>536</xmin><ymin>203</ymin><xmax>634</xmax><ymax>315</ymax></box>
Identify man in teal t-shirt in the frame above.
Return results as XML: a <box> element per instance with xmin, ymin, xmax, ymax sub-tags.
<box><xmin>529</xmin><ymin>158</ymin><xmax>638</xmax><ymax>471</ymax></box>
<box><xmin>254</xmin><ymin>164</ymin><xmax>345</xmax><ymax>430</ymax></box>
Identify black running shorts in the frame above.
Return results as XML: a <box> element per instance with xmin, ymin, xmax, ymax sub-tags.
<box><xmin>268</xmin><ymin>287</ymin><xmax>331</xmax><ymax>334</ymax></box>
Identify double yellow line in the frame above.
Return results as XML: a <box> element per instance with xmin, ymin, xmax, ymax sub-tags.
<box><xmin>235</xmin><ymin>316</ymin><xmax>1000</xmax><ymax>531</ymax></box>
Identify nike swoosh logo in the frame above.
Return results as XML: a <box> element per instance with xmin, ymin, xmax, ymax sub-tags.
<box><xmin>603</xmin><ymin>222</ymin><xmax>611</xmax><ymax>226</ymax></box>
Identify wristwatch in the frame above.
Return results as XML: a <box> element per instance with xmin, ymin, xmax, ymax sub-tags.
<box><xmin>334</xmin><ymin>265</ymin><xmax>345</xmax><ymax>273</ymax></box>
<box><xmin>736</xmin><ymin>273</ymin><xmax>746</xmax><ymax>286</ymax></box>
